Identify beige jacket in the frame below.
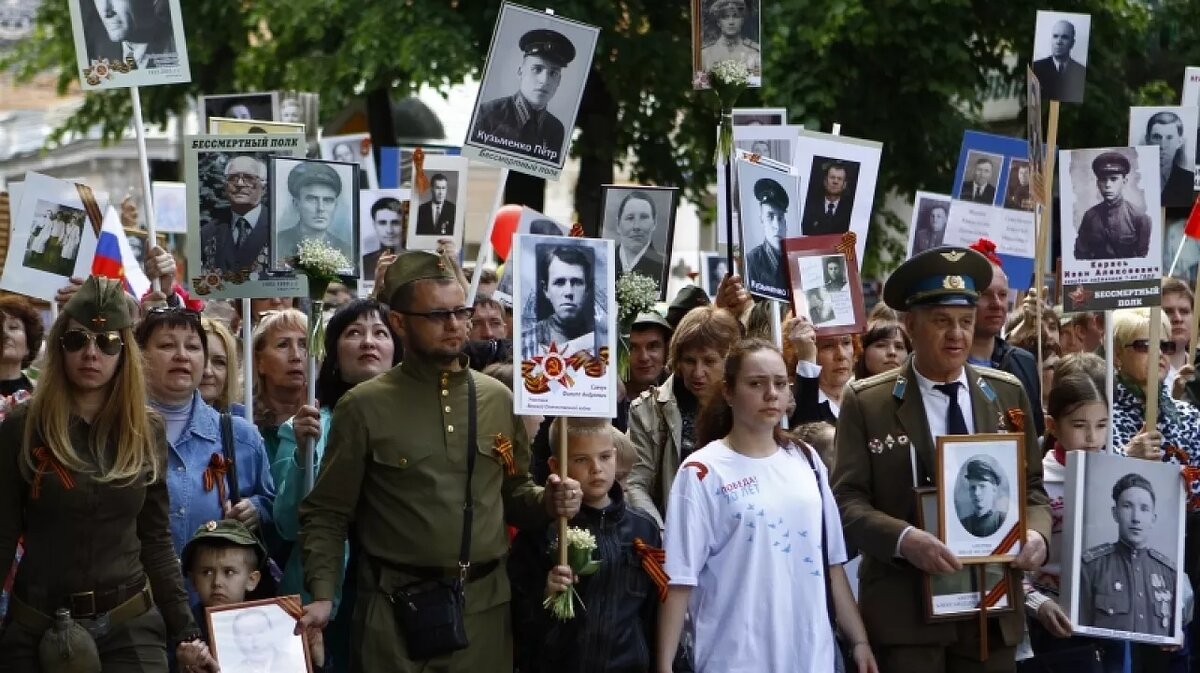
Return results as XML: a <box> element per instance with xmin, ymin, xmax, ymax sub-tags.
<box><xmin>625</xmin><ymin>375</ymin><xmax>684</xmax><ymax>528</ymax></box>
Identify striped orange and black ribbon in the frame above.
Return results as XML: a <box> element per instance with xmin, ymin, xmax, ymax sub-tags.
<box><xmin>983</xmin><ymin>577</ymin><xmax>1008</xmax><ymax>609</ymax></box>
<box><xmin>30</xmin><ymin>447</ymin><xmax>76</xmax><ymax>499</ymax></box>
<box><xmin>835</xmin><ymin>232</ymin><xmax>857</xmax><ymax>264</ymax></box>
<box><xmin>203</xmin><ymin>452</ymin><xmax>230</xmax><ymax>505</ymax></box>
<box><xmin>992</xmin><ymin>524</ymin><xmax>1022</xmax><ymax>557</ymax></box>
<box><xmin>633</xmin><ymin>537</ymin><xmax>670</xmax><ymax>603</ymax></box>
<box><xmin>413</xmin><ymin>148</ymin><xmax>429</xmax><ymax>195</ymax></box>
<box><xmin>493</xmin><ymin>434</ymin><xmax>517</xmax><ymax>477</ymax></box>
<box><xmin>75</xmin><ymin>183</ymin><xmax>104</xmax><ymax>237</ymax></box>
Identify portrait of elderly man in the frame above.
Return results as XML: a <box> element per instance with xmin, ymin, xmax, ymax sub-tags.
<box><xmin>957</xmin><ymin>456</ymin><xmax>1007</xmax><ymax>537</ymax></box>
<box><xmin>521</xmin><ymin>243</ymin><xmax>597</xmax><ymax>357</ymax></box>
<box><xmin>472</xmin><ymin>29</ymin><xmax>577</xmax><ymax>163</ymax></box>
<box><xmin>1032</xmin><ymin>18</ymin><xmax>1087</xmax><ymax>103</ymax></box>
<box><xmin>1143</xmin><ymin>110</ymin><xmax>1196</xmax><ymax>207</ymax></box>
<box><xmin>199</xmin><ymin>155</ymin><xmax>273</xmax><ymax>274</ymax></box>
<box><xmin>699</xmin><ymin>0</ymin><xmax>761</xmax><ymax>76</ymax></box>
<box><xmin>274</xmin><ymin>161</ymin><xmax>355</xmax><ymax>271</ymax></box>
<box><xmin>610</xmin><ymin>190</ymin><xmax>666</xmax><ymax>281</ymax></box>
<box><xmin>959</xmin><ymin>156</ymin><xmax>998</xmax><ymax>205</ymax></box>
<box><xmin>84</xmin><ymin>0</ymin><xmax>178</xmax><ymax>69</ymax></box>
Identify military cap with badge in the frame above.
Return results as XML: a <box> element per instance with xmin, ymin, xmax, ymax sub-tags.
<box><xmin>753</xmin><ymin>178</ymin><xmax>789</xmax><ymax>213</ymax></box>
<box><xmin>882</xmin><ymin>245</ymin><xmax>994</xmax><ymax>311</ymax></box>
<box><xmin>288</xmin><ymin>160</ymin><xmax>343</xmax><ymax>198</ymax></box>
<box><xmin>60</xmin><ymin>276</ymin><xmax>137</xmax><ymax>357</ymax></box>
<box><xmin>1091</xmin><ymin>151</ymin><xmax>1131</xmax><ymax>178</ymax></box>
<box><xmin>519</xmin><ymin>29</ymin><xmax>576</xmax><ymax>67</ymax></box>
<box><xmin>381</xmin><ymin>250</ymin><xmax>461</xmax><ymax>309</ymax></box>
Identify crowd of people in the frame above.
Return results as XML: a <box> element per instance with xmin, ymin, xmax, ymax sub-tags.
<box><xmin>0</xmin><ymin>235</ymin><xmax>1195</xmax><ymax>673</ymax></box>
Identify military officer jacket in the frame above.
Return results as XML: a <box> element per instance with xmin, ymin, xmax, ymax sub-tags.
<box><xmin>700</xmin><ymin>38</ymin><xmax>761</xmax><ymax>74</ymax></box>
<box><xmin>960</xmin><ymin>510</ymin><xmax>1006</xmax><ymax>538</ymax></box>
<box><xmin>471</xmin><ymin>93</ymin><xmax>565</xmax><ymax>163</ymax></box>
<box><xmin>1079</xmin><ymin>540</ymin><xmax>1176</xmax><ymax>636</ymax></box>
<box><xmin>1074</xmin><ymin>199</ymin><xmax>1152</xmax><ymax>260</ymax></box>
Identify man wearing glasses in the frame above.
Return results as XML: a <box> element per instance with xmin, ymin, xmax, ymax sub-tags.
<box><xmin>298</xmin><ymin>251</ymin><xmax>581</xmax><ymax>672</ymax></box>
<box><xmin>199</xmin><ymin>155</ymin><xmax>272</xmax><ymax>275</ymax></box>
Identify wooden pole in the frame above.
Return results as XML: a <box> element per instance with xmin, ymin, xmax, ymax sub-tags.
<box><xmin>978</xmin><ymin>565</ymin><xmax>988</xmax><ymax>661</ymax></box>
<box><xmin>242</xmin><ymin>298</ymin><xmax>254</xmax><ymax>422</ymax></box>
<box><xmin>723</xmin><ymin>155</ymin><xmax>735</xmax><ymax>275</ymax></box>
<box><xmin>466</xmin><ymin>167</ymin><xmax>510</xmax><ymax>306</ymax></box>
<box><xmin>771</xmin><ymin>303</ymin><xmax>787</xmax><ymax>430</ymax></box>
<box><xmin>557</xmin><ymin>417</ymin><xmax>569</xmax><ymax>566</ymax></box>
<box><xmin>1034</xmin><ymin>100</ymin><xmax>1061</xmax><ymax>385</ymax></box>
<box><xmin>1190</xmin><ymin>269</ymin><xmax>1200</xmax><ymax>363</ymax></box>
<box><xmin>1146</xmin><ymin>307</ymin><xmax>1163</xmax><ymax>430</ymax></box>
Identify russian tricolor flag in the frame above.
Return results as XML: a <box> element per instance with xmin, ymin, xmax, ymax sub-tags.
<box><xmin>91</xmin><ymin>206</ymin><xmax>150</xmax><ymax>298</ymax></box>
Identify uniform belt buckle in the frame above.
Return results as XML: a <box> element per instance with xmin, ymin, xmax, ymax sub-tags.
<box><xmin>70</xmin><ymin>590</ymin><xmax>96</xmax><ymax>618</ymax></box>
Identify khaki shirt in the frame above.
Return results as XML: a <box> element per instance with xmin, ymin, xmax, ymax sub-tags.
<box><xmin>299</xmin><ymin>357</ymin><xmax>548</xmax><ymax>607</ymax></box>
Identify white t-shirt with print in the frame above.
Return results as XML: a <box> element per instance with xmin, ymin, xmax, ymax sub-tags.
<box><xmin>664</xmin><ymin>440</ymin><xmax>848</xmax><ymax>673</ymax></box>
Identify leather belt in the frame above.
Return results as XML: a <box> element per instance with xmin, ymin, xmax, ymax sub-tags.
<box><xmin>9</xmin><ymin>583</ymin><xmax>153</xmax><ymax>638</ymax></box>
<box><xmin>375</xmin><ymin>557</ymin><xmax>500</xmax><ymax>583</ymax></box>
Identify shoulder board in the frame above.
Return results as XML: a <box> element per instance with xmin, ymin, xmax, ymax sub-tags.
<box><xmin>976</xmin><ymin>367</ymin><xmax>1021</xmax><ymax>388</ymax></box>
<box><xmin>1082</xmin><ymin>543</ymin><xmax>1114</xmax><ymax>563</ymax></box>
<box><xmin>850</xmin><ymin>369</ymin><xmax>899</xmax><ymax>393</ymax></box>
<box><xmin>1148</xmin><ymin>548</ymin><xmax>1177</xmax><ymax>570</ymax></box>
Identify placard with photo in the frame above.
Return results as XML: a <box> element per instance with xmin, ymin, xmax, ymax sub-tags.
<box><xmin>277</xmin><ymin>91</ymin><xmax>320</xmax><ymax>157</ymax></box>
<box><xmin>793</xmin><ymin>130</ymin><xmax>882</xmax><ymax>265</ymax></box>
<box><xmin>463</xmin><ymin>3</ymin><xmax>599</xmax><ymax>181</ymax></box>
<box><xmin>952</xmin><ymin>131</ymin><xmax>1033</xmax><ymax>210</ymax></box>
<box><xmin>937</xmin><ymin>434</ymin><xmax>1026</xmax><ymax>564</ymax></box>
<box><xmin>320</xmin><ymin>133</ymin><xmax>379</xmax><ymax>190</ymax></box>
<box><xmin>209</xmin><ymin>118</ymin><xmax>306</xmax><ymax>136</ymax></box>
<box><xmin>907</xmin><ymin>191</ymin><xmax>952</xmax><ymax>256</ymax></box>
<box><xmin>379</xmin><ymin>145</ymin><xmax>457</xmax><ymax>189</ymax></box>
<box><xmin>1181</xmin><ymin>67</ymin><xmax>1200</xmax><ymax>191</ymax></box>
<box><xmin>732</xmin><ymin>107</ymin><xmax>786</xmax><ymax>126</ymax></box>
<box><xmin>1127</xmin><ymin>106</ymin><xmax>1199</xmax><ymax>208</ymax></box>
<box><xmin>736</xmin><ymin>157</ymin><xmax>801</xmax><ymax>301</ymax></box>
<box><xmin>67</xmin><ymin>0</ymin><xmax>190</xmax><ymax>89</ymax></box>
<box><xmin>0</xmin><ymin>172</ymin><xmax>105</xmax><ymax>302</ymax></box>
<box><xmin>269</xmin><ymin>157</ymin><xmax>360</xmax><ymax>278</ymax></box>
<box><xmin>405</xmin><ymin>155</ymin><xmax>469</xmax><ymax>252</ymax></box>
<box><xmin>1060</xmin><ymin>451</ymin><xmax>1185</xmax><ymax>645</ymax></box>
<box><xmin>690</xmin><ymin>0</ymin><xmax>762</xmax><ymax>89</ymax></box>
<box><xmin>494</xmin><ymin>208</ymin><xmax>569</xmax><ymax>308</ymax></box>
<box><xmin>915</xmin><ymin>487</ymin><xmax>1013</xmax><ymax>621</ymax></box>
<box><xmin>1027</xmin><ymin>66</ymin><xmax>1047</xmax><ymax>206</ymax></box>
<box><xmin>783</xmin><ymin>236</ymin><xmax>866</xmax><ymax>338</ymax></box>
<box><xmin>700</xmin><ymin>251</ymin><xmax>728</xmax><ymax>299</ymax></box>
<box><xmin>206</xmin><ymin>597</ymin><xmax>313</xmax><ymax>673</ymax></box>
<box><xmin>599</xmin><ymin>185</ymin><xmax>678</xmax><ymax>300</ymax></box>
<box><xmin>202</xmin><ymin>93</ymin><xmax>279</xmax><ymax>129</ymax></box>
<box><xmin>1059</xmin><ymin>146</ymin><xmax>1163</xmax><ymax>311</ymax></box>
<box><xmin>359</xmin><ymin>188</ymin><xmax>410</xmax><ymax>289</ymax></box>
<box><xmin>1031</xmin><ymin>10</ymin><xmax>1091</xmax><ymax>104</ymax></box>
<box><xmin>184</xmin><ymin>133</ymin><xmax>308</xmax><ymax>300</ymax></box>
<box><xmin>512</xmin><ymin>234</ymin><xmax>616</xmax><ymax>418</ymax></box>
<box><xmin>152</xmin><ymin>181</ymin><xmax>187</xmax><ymax>234</ymax></box>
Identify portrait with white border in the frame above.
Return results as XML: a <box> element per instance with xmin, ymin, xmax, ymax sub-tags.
<box><xmin>269</xmin><ymin>157</ymin><xmax>360</xmax><ymax>278</ymax></box>
<box><xmin>793</xmin><ymin>130</ymin><xmax>882</xmax><ymax>266</ymax></box>
<box><xmin>736</xmin><ymin>157</ymin><xmax>800</xmax><ymax>301</ymax></box>
<box><xmin>67</xmin><ymin>0</ymin><xmax>190</xmax><ymax>89</ymax></box>
<box><xmin>1030</xmin><ymin>10</ymin><xmax>1091</xmax><ymax>104</ymax></box>
<box><xmin>936</xmin><ymin>433</ymin><xmax>1026</xmax><ymax>564</ymax></box>
<box><xmin>1127</xmin><ymin>106</ymin><xmax>1198</xmax><ymax>208</ymax></box>
<box><xmin>320</xmin><ymin>133</ymin><xmax>379</xmax><ymax>190</ymax></box>
<box><xmin>207</xmin><ymin>597</ymin><xmax>312</xmax><ymax>673</ymax></box>
<box><xmin>599</xmin><ymin>185</ymin><xmax>678</xmax><ymax>300</ymax></box>
<box><xmin>406</xmin><ymin>156</ymin><xmax>469</xmax><ymax>252</ymax></box>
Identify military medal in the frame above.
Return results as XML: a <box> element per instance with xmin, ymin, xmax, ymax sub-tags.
<box><xmin>1114</xmin><ymin>581</ymin><xmax>1122</xmax><ymax>591</ymax></box>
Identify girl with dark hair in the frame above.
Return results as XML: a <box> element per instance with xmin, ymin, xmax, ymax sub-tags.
<box><xmin>659</xmin><ymin>339</ymin><xmax>877</xmax><ymax>673</ymax></box>
<box><xmin>853</xmin><ymin>322</ymin><xmax>912</xmax><ymax>379</ymax></box>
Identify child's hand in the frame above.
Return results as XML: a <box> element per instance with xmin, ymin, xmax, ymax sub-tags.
<box><xmin>545</xmin><ymin>564</ymin><xmax>574</xmax><ymax>599</ymax></box>
<box><xmin>307</xmin><ymin>626</ymin><xmax>326</xmax><ymax>668</ymax></box>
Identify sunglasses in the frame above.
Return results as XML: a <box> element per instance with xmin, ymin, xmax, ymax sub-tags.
<box><xmin>61</xmin><ymin>329</ymin><xmax>124</xmax><ymax>356</ymax></box>
<box><xmin>398</xmin><ymin>307</ymin><xmax>475</xmax><ymax>324</ymax></box>
<box><xmin>1127</xmin><ymin>339</ymin><xmax>1177</xmax><ymax>355</ymax></box>
<box><xmin>148</xmin><ymin>306</ymin><xmax>202</xmax><ymax>325</ymax></box>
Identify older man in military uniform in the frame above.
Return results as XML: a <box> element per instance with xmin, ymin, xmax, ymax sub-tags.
<box><xmin>700</xmin><ymin>0</ymin><xmax>761</xmax><ymax>76</ymax></box>
<box><xmin>1079</xmin><ymin>473</ymin><xmax>1176</xmax><ymax>636</ymax></box>
<box><xmin>1074</xmin><ymin>151</ymin><xmax>1152</xmax><ymax>260</ymax></box>
<box><xmin>958</xmin><ymin>457</ymin><xmax>1007</xmax><ymax>537</ymax></box>
<box><xmin>297</xmin><ymin>251</ymin><xmax>582</xmax><ymax>673</ymax></box>
<box><xmin>471</xmin><ymin>29</ymin><xmax>576</xmax><ymax>164</ymax></box>
<box><xmin>833</xmin><ymin>246</ymin><xmax>1051</xmax><ymax>672</ymax></box>
<box><xmin>744</xmin><ymin>177</ymin><xmax>788</xmax><ymax>299</ymax></box>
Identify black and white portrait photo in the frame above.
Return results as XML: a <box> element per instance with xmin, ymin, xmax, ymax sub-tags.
<box><xmin>599</xmin><ymin>185</ymin><xmax>678</xmax><ymax>298</ymax></box>
<box><xmin>270</xmin><ymin>157</ymin><xmax>360</xmax><ymax>277</ymax></box>
<box><xmin>406</xmin><ymin>155</ymin><xmax>469</xmax><ymax>252</ymax></box>
<box><xmin>1003</xmin><ymin>159</ymin><xmax>1036</xmax><ymax>212</ymax></box>
<box><xmin>736</xmin><ymin>158</ymin><xmax>800</xmax><ymax>301</ymax></box>
<box><xmin>277</xmin><ymin>91</ymin><xmax>319</xmax><ymax>156</ymax></box>
<box><xmin>733</xmin><ymin>124</ymin><xmax>799</xmax><ymax>165</ymax></box>
<box><xmin>908</xmin><ymin>192</ymin><xmax>952</xmax><ymax>256</ymax></box>
<box><xmin>1183</xmin><ymin>68</ymin><xmax>1200</xmax><ymax>191</ymax></box>
<box><xmin>392</xmin><ymin>146</ymin><xmax>452</xmax><ymax>188</ymax></box>
<box><xmin>957</xmin><ymin>151</ymin><xmax>1002</xmax><ymax>205</ymax></box>
<box><xmin>1060</xmin><ymin>147</ymin><xmax>1161</xmax><ymax>276</ymax></box>
<box><xmin>320</xmin><ymin>133</ymin><xmax>379</xmax><ymax>190</ymax></box>
<box><xmin>915</xmin><ymin>489</ymin><xmax>1013</xmax><ymax>620</ymax></box>
<box><xmin>207</xmin><ymin>599</ymin><xmax>312</xmax><ymax>673</ymax></box>
<box><xmin>732</xmin><ymin>107</ymin><xmax>786</xmax><ymax>126</ymax></box>
<box><xmin>1127</xmin><ymin>106</ymin><xmax>1198</xmax><ymax>209</ymax></box>
<box><xmin>701</xmin><ymin>252</ymin><xmax>728</xmax><ymax>298</ymax></box>
<box><xmin>1061</xmin><ymin>452</ymin><xmax>1185</xmax><ymax>645</ymax></box>
<box><xmin>800</xmin><ymin>157</ymin><xmax>860</xmax><ymax>236</ymax></box>
<box><xmin>359</xmin><ymin>188</ymin><xmax>409</xmax><ymax>284</ymax></box>
<box><xmin>202</xmin><ymin>92</ymin><xmax>278</xmax><ymax>129</ymax></box>
<box><xmin>938</xmin><ymin>434</ymin><xmax>1025</xmax><ymax>562</ymax></box>
<box><xmin>464</xmin><ymin>3</ymin><xmax>599</xmax><ymax>180</ymax></box>
<box><xmin>789</xmin><ymin>252</ymin><xmax>857</xmax><ymax>330</ymax></box>
<box><xmin>691</xmin><ymin>0</ymin><xmax>762</xmax><ymax>88</ymax></box>
<box><xmin>0</xmin><ymin>173</ymin><xmax>103</xmax><ymax>302</ymax></box>
<box><xmin>68</xmin><ymin>0</ymin><xmax>190</xmax><ymax>89</ymax></box>
<box><xmin>512</xmin><ymin>234</ymin><xmax>617</xmax><ymax>418</ymax></box>
<box><xmin>1031</xmin><ymin>10</ymin><xmax>1091</xmax><ymax>104</ymax></box>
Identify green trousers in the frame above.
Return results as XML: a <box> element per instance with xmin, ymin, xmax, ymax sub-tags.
<box><xmin>351</xmin><ymin>592</ymin><xmax>512</xmax><ymax>673</ymax></box>
<box><xmin>0</xmin><ymin>606</ymin><xmax>168</xmax><ymax>672</ymax></box>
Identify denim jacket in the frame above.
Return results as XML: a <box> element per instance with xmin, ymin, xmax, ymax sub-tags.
<box><xmin>165</xmin><ymin>391</ymin><xmax>276</xmax><ymax>558</ymax></box>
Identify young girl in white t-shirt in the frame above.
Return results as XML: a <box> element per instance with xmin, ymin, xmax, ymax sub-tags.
<box><xmin>657</xmin><ymin>339</ymin><xmax>878</xmax><ymax>673</ymax></box>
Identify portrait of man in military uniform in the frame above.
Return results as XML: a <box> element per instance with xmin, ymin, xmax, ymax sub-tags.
<box><xmin>1073</xmin><ymin>151</ymin><xmax>1154</xmax><ymax>261</ymax></box>
<box><xmin>1078</xmin><ymin>472</ymin><xmax>1177</xmax><ymax>636</ymax></box>
<box><xmin>694</xmin><ymin>0</ymin><xmax>762</xmax><ymax>85</ymax></box>
<box><xmin>910</xmin><ymin>195</ymin><xmax>950</xmax><ymax>255</ymax></box>
<box><xmin>738</xmin><ymin>163</ymin><xmax>799</xmax><ymax>301</ymax></box>
<box><xmin>271</xmin><ymin>158</ymin><xmax>358</xmax><ymax>276</ymax></box>
<box><xmin>956</xmin><ymin>456</ymin><xmax>1008</xmax><ymax>538</ymax></box>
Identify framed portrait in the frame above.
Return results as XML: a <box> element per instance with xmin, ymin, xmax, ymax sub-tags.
<box><xmin>269</xmin><ymin>157</ymin><xmax>360</xmax><ymax>278</ymax></box>
<box><xmin>736</xmin><ymin>156</ymin><xmax>800</xmax><ymax>302</ymax></box>
<box><xmin>379</xmin><ymin>145</ymin><xmax>459</xmax><ymax>188</ymax></box>
<box><xmin>152</xmin><ymin>181</ymin><xmax>187</xmax><ymax>234</ymax></box>
<box><xmin>956</xmin><ymin>150</ymin><xmax>1004</xmax><ymax>206</ymax></box>
<box><xmin>915</xmin><ymin>487</ymin><xmax>1014</xmax><ymax>621</ymax></box>
<box><xmin>936</xmin><ymin>433</ymin><xmax>1026</xmax><ymax>564</ymax></box>
<box><xmin>598</xmin><ymin>185</ymin><xmax>678</xmax><ymax>300</ymax></box>
<box><xmin>493</xmin><ymin>208</ymin><xmax>569</xmax><ymax>308</ymax></box>
<box><xmin>202</xmin><ymin>93</ymin><xmax>279</xmax><ymax>130</ymax></box>
<box><xmin>209</xmin><ymin>118</ymin><xmax>306</xmax><ymax>137</ymax></box>
<box><xmin>1127</xmin><ymin>106</ymin><xmax>1199</xmax><ymax>209</ymax></box>
<box><xmin>463</xmin><ymin>2</ymin><xmax>599</xmax><ymax>181</ymax></box>
<box><xmin>1182</xmin><ymin>68</ymin><xmax>1200</xmax><ymax>191</ymax></box>
<box><xmin>1060</xmin><ymin>451</ymin><xmax>1185</xmax><ymax>645</ymax></box>
<box><xmin>405</xmin><ymin>155</ymin><xmax>469</xmax><ymax>252</ymax></box>
<box><xmin>1058</xmin><ymin>146</ymin><xmax>1163</xmax><ymax>311</ymax></box>
<box><xmin>359</xmin><ymin>188</ymin><xmax>410</xmax><ymax>291</ymax></box>
<box><xmin>206</xmin><ymin>596</ymin><xmax>313</xmax><ymax>673</ymax></box>
<box><xmin>276</xmin><ymin>91</ymin><xmax>320</xmax><ymax>157</ymax></box>
<box><xmin>320</xmin><ymin>133</ymin><xmax>379</xmax><ymax>190</ymax></box>
<box><xmin>734</xmin><ymin>124</ymin><xmax>801</xmax><ymax>167</ymax></box>
<box><xmin>732</xmin><ymin>107</ymin><xmax>786</xmax><ymax>126</ymax></box>
<box><xmin>67</xmin><ymin>0</ymin><xmax>190</xmax><ymax>90</ymax></box>
<box><xmin>1031</xmin><ymin>10</ymin><xmax>1091</xmax><ymax>105</ymax></box>
<box><xmin>690</xmin><ymin>0</ymin><xmax>762</xmax><ymax>89</ymax></box>
<box><xmin>0</xmin><ymin>172</ymin><xmax>105</xmax><ymax>302</ymax></box>
<box><xmin>793</xmin><ymin>130</ymin><xmax>882</xmax><ymax>266</ymax></box>
<box><xmin>782</xmin><ymin>237</ymin><xmax>865</xmax><ymax>337</ymax></box>
<box><xmin>512</xmin><ymin>233</ymin><xmax>616</xmax><ymax>419</ymax></box>
<box><xmin>700</xmin><ymin>251</ymin><xmax>728</xmax><ymax>299</ymax></box>
<box><xmin>183</xmin><ymin>133</ymin><xmax>308</xmax><ymax>300</ymax></box>
<box><xmin>1027</xmin><ymin>67</ymin><xmax>1047</xmax><ymax>206</ymax></box>
<box><xmin>907</xmin><ymin>191</ymin><xmax>952</xmax><ymax>257</ymax></box>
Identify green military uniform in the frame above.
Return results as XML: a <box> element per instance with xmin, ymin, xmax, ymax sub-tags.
<box><xmin>832</xmin><ymin>248</ymin><xmax>1052</xmax><ymax>673</ymax></box>
<box><xmin>299</xmin><ymin>252</ymin><xmax>550</xmax><ymax>673</ymax></box>
<box><xmin>1079</xmin><ymin>541</ymin><xmax>1175</xmax><ymax>635</ymax></box>
<box><xmin>0</xmin><ymin>277</ymin><xmax>198</xmax><ymax>671</ymax></box>
<box><xmin>700</xmin><ymin>0</ymin><xmax>761</xmax><ymax>75</ymax></box>
<box><xmin>1074</xmin><ymin>152</ymin><xmax>1152</xmax><ymax>260</ymax></box>
<box><xmin>959</xmin><ymin>458</ymin><xmax>1006</xmax><ymax>538</ymax></box>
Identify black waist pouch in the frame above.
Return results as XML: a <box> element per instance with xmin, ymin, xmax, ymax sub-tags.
<box><xmin>390</xmin><ymin>579</ymin><xmax>469</xmax><ymax>660</ymax></box>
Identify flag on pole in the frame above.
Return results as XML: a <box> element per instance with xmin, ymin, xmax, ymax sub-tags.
<box><xmin>92</xmin><ymin>206</ymin><xmax>150</xmax><ymax>298</ymax></box>
<box><xmin>1185</xmin><ymin>194</ymin><xmax>1200</xmax><ymax>240</ymax></box>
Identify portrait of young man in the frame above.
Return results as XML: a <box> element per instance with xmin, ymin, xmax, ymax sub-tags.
<box><xmin>273</xmin><ymin>160</ymin><xmax>357</xmax><ymax>275</ymax></box>
<box><xmin>521</xmin><ymin>242</ymin><xmax>597</xmax><ymax>358</ymax></box>
<box><xmin>822</xmin><ymin>255</ymin><xmax>848</xmax><ymax>292</ymax></box>
<box><xmin>414</xmin><ymin>173</ymin><xmax>457</xmax><ymax>237</ymax></box>
<box><xmin>1139</xmin><ymin>109</ymin><xmax>1196</xmax><ymax>208</ymax></box>
<box><xmin>956</xmin><ymin>456</ymin><xmax>1008</xmax><ymax>538</ymax></box>
<box><xmin>1073</xmin><ymin>151</ymin><xmax>1152</xmax><ymax>261</ymax></box>
<box><xmin>743</xmin><ymin>176</ymin><xmax>790</xmax><ymax>298</ymax></box>
<box><xmin>959</xmin><ymin>154</ymin><xmax>999</xmax><ymax>204</ymax></box>
<box><xmin>362</xmin><ymin>196</ymin><xmax>404</xmax><ymax>281</ymax></box>
<box><xmin>1004</xmin><ymin>161</ymin><xmax>1035</xmax><ymax>212</ymax></box>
